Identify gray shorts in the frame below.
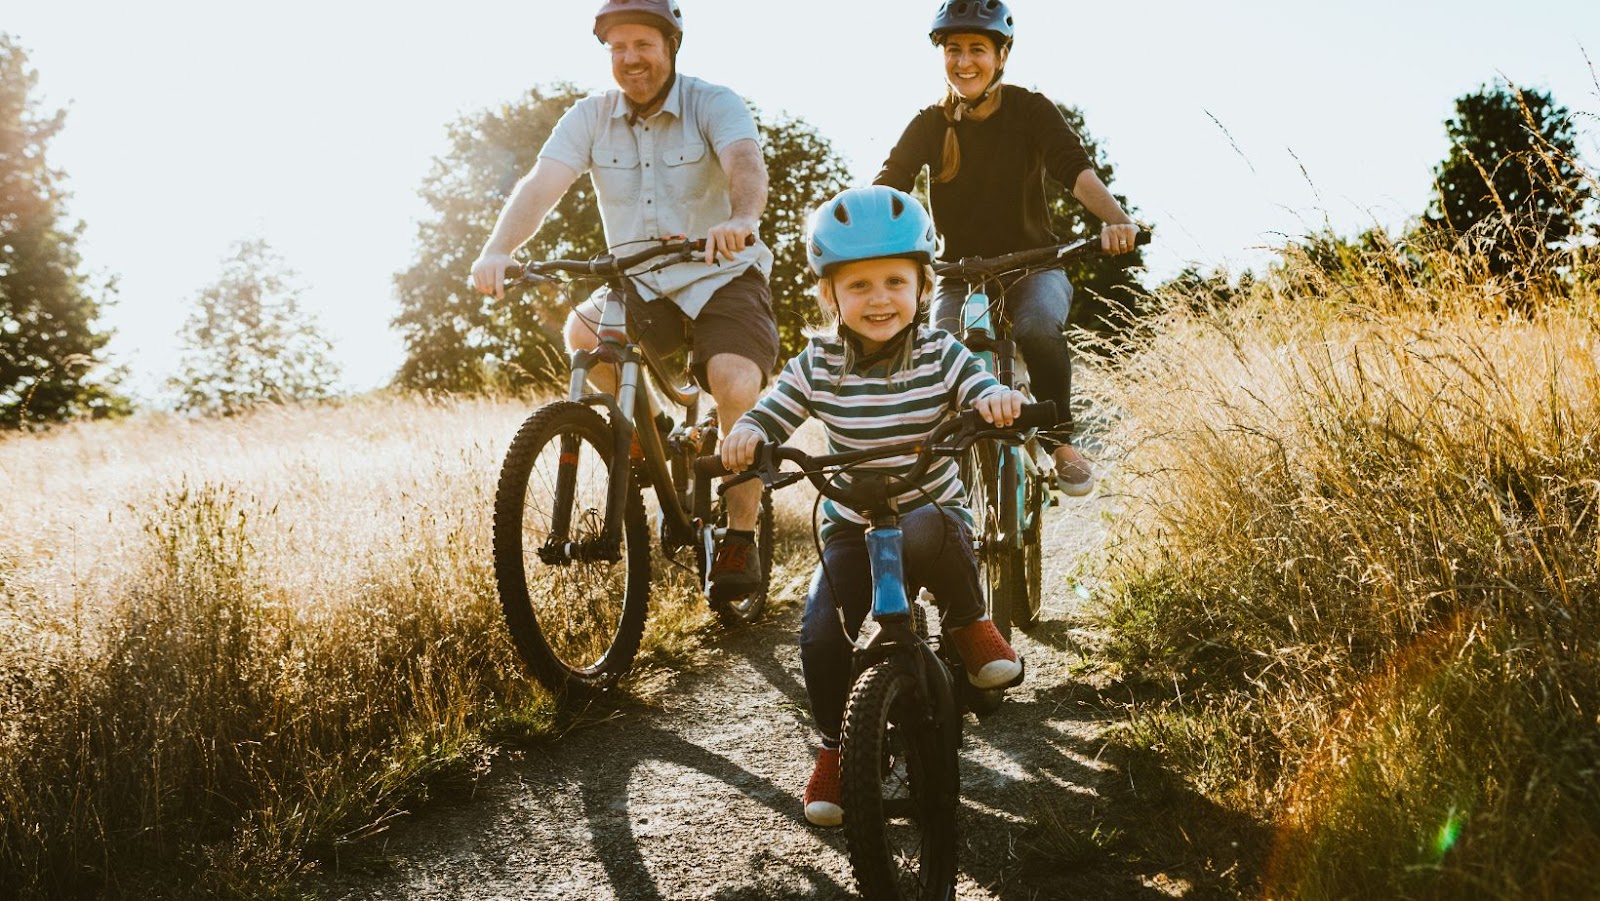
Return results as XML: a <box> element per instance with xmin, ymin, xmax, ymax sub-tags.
<box><xmin>605</xmin><ymin>267</ymin><xmax>780</xmax><ymax>389</ymax></box>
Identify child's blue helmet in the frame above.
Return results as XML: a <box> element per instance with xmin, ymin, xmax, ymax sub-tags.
<box><xmin>806</xmin><ymin>186</ymin><xmax>939</xmax><ymax>277</ymax></box>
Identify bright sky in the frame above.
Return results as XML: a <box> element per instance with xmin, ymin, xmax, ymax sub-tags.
<box><xmin>10</xmin><ymin>1</ymin><xmax>1600</xmax><ymax>402</ymax></box>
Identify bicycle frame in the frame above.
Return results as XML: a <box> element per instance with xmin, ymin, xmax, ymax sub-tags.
<box><xmin>953</xmin><ymin>278</ymin><xmax>1041</xmax><ymax>561</ymax></box>
<box><xmin>544</xmin><ymin>276</ymin><xmax>713</xmax><ymax>566</ymax></box>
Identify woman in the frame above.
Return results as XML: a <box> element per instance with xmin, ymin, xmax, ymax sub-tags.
<box><xmin>874</xmin><ymin>0</ymin><xmax>1140</xmax><ymax>494</ymax></box>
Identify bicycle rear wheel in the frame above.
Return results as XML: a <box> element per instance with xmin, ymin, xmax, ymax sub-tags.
<box><xmin>708</xmin><ymin>490</ymin><xmax>773</xmax><ymax>625</ymax></box>
<box><xmin>841</xmin><ymin>661</ymin><xmax>959</xmax><ymax>900</ymax></box>
<box><xmin>493</xmin><ymin>402</ymin><xmax>649</xmax><ymax>699</ymax></box>
<box><xmin>692</xmin><ymin>429</ymin><xmax>774</xmax><ymax>626</ymax></box>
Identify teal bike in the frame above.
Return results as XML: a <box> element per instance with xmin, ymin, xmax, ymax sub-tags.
<box><xmin>935</xmin><ymin>230</ymin><xmax>1153</xmax><ymax>643</ymax></box>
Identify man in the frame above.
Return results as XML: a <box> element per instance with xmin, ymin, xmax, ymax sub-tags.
<box><xmin>472</xmin><ymin>0</ymin><xmax>775</xmax><ymax>598</ymax></box>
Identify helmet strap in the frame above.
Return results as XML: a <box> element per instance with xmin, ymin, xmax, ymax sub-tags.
<box><xmin>626</xmin><ymin>69</ymin><xmax>677</xmax><ymax>126</ymax></box>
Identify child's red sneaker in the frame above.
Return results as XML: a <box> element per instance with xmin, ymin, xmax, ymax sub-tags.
<box><xmin>803</xmin><ymin>746</ymin><xmax>843</xmax><ymax>827</ymax></box>
<box><xmin>951</xmin><ymin>619</ymin><xmax>1022</xmax><ymax>689</ymax></box>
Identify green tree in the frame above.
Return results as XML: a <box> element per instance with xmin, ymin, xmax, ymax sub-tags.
<box><xmin>753</xmin><ymin>111</ymin><xmax>850</xmax><ymax>360</ymax></box>
<box><xmin>394</xmin><ymin>83</ymin><xmax>600</xmax><ymax>393</ymax></box>
<box><xmin>1424</xmin><ymin>81</ymin><xmax>1592</xmax><ymax>272</ymax></box>
<box><xmin>0</xmin><ymin>33</ymin><xmax>124</xmax><ymax>428</ymax></box>
<box><xmin>392</xmin><ymin>84</ymin><xmax>850</xmax><ymax>391</ymax></box>
<box><xmin>1043</xmin><ymin>102</ymin><xmax>1150</xmax><ymax>333</ymax></box>
<box><xmin>169</xmin><ymin>238</ymin><xmax>341</xmax><ymax>415</ymax></box>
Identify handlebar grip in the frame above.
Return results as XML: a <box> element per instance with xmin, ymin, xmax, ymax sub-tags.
<box><xmin>505</xmin><ymin>264</ymin><xmax>524</xmax><ymax>279</ymax></box>
<box><xmin>1135</xmin><ymin>229</ymin><xmax>1153</xmax><ymax>247</ymax></box>
<box><xmin>686</xmin><ymin>234</ymin><xmax>758</xmax><ymax>252</ymax></box>
<box><xmin>694</xmin><ymin>454</ymin><xmax>732</xmax><ymax>478</ymax></box>
<box><xmin>1015</xmin><ymin>401</ymin><xmax>1062</xmax><ymax>431</ymax></box>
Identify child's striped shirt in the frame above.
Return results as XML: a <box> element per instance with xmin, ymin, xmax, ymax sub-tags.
<box><xmin>735</xmin><ymin>327</ymin><xmax>1003</xmax><ymax>541</ymax></box>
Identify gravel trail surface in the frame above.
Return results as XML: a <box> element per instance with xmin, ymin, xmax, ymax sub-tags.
<box><xmin>306</xmin><ymin>497</ymin><xmax>1199</xmax><ymax>900</ymax></box>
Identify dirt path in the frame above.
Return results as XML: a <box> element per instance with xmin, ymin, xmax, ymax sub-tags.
<box><xmin>305</xmin><ymin>498</ymin><xmax>1211</xmax><ymax>900</ymax></box>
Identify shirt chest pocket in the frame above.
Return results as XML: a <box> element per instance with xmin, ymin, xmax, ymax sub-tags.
<box><xmin>590</xmin><ymin>140</ymin><xmax>641</xmax><ymax>207</ymax></box>
<box><xmin>661</xmin><ymin>140</ymin><xmax>707</xmax><ymax>168</ymax></box>
<box><xmin>660</xmin><ymin>140</ymin><xmax>712</xmax><ymax>208</ymax></box>
<box><xmin>593</xmin><ymin>140</ymin><xmax>640</xmax><ymax>170</ymax></box>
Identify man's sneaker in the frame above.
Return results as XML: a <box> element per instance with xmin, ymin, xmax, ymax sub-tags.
<box><xmin>950</xmin><ymin>619</ymin><xmax>1023</xmax><ymax>689</ymax></box>
<box><xmin>1054</xmin><ymin>445</ymin><xmax>1095</xmax><ymax>497</ymax></box>
<box><xmin>804</xmin><ymin>747</ymin><xmax>843</xmax><ymax>827</ymax></box>
<box><xmin>709</xmin><ymin>533</ymin><xmax>761</xmax><ymax>602</ymax></box>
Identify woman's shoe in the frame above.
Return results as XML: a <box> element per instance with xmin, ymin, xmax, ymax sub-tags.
<box><xmin>1053</xmin><ymin>445</ymin><xmax>1094</xmax><ymax>497</ymax></box>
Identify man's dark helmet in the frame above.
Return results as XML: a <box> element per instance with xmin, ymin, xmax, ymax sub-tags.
<box><xmin>594</xmin><ymin>0</ymin><xmax>685</xmax><ymax>46</ymax></box>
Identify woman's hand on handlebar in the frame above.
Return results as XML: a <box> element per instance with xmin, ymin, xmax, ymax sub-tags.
<box><xmin>1100</xmin><ymin>223</ymin><xmax>1142</xmax><ymax>256</ymax></box>
<box><xmin>720</xmin><ymin>425</ymin><xmax>764</xmax><ymax>474</ymax></box>
<box><xmin>472</xmin><ymin>252</ymin><xmax>516</xmax><ymax>299</ymax></box>
<box><xmin>973</xmin><ymin>388</ymin><xmax>1027</xmax><ymax>428</ymax></box>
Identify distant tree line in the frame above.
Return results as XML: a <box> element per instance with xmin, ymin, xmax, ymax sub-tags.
<box><xmin>1163</xmin><ymin>80</ymin><xmax>1596</xmax><ymax>303</ymax></box>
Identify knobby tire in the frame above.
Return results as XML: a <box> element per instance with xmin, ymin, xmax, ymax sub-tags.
<box><xmin>841</xmin><ymin>662</ymin><xmax>959</xmax><ymax>900</ymax></box>
<box><xmin>492</xmin><ymin>402</ymin><xmax>649</xmax><ymax>699</ymax></box>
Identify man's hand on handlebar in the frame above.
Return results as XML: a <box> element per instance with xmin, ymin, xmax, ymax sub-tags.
<box><xmin>472</xmin><ymin>252</ymin><xmax>516</xmax><ymax>300</ymax></box>
<box><xmin>720</xmin><ymin>425</ymin><xmax>764</xmax><ymax>474</ymax></box>
<box><xmin>705</xmin><ymin>217</ymin><xmax>758</xmax><ymax>265</ymax></box>
<box><xmin>974</xmin><ymin>388</ymin><xmax>1027</xmax><ymax>428</ymax></box>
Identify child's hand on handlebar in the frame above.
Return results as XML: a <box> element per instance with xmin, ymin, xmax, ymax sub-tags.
<box><xmin>720</xmin><ymin>426</ymin><xmax>764</xmax><ymax>473</ymax></box>
<box><xmin>974</xmin><ymin>388</ymin><xmax>1027</xmax><ymax>428</ymax></box>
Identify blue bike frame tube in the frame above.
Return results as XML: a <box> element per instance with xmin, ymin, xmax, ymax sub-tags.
<box><xmin>1001</xmin><ymin>444</ymin><xmax>1023</xmax><ymax>549</ymax></box>
<box><xmin>866</xmin><ymin>527</ymin><xmax>911</xmax><ymax>620</ymax></box>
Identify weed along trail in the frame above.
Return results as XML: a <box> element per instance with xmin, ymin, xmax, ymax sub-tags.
<box><xmin>308</xmin><ymin>493</ymin><xmax>1210</xmax><ymax>900</ymax></box>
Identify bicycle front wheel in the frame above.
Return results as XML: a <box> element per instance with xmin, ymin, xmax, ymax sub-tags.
<box><xmin>961</xmin><ymin>441</ymin><xmax>1022</xmax><ymax>640</ymax></box>
<box><xmin>1018</xmin><ymin>466</ymin><xmax>1046</xmax><ymax>629</ymax></box>
<box><xmin>841</xmin><ymin>662</ymin><xmax>959</xmax><ymax>900</ymax></box>
<box><xmin>493</xmin><ymin>402</ymin><xmax>649</xmax><ymax>699</ymax></box>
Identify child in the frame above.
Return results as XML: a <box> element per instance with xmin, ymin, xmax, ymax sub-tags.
<box><xmin>720</xmin><ymin>185</ymin><xmax>1024</xmax><ymax>827</ymax></box>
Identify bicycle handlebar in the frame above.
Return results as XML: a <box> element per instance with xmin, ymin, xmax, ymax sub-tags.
<box><xmin>693</xmin><ymin>401</ymin><xmax>1059</xmax><ymax>509</ymax></box>
<box><xmin>932</xmin><ymin>229</ymin><xmax>1152</xmax><ymax>283</ymax></box>
<box><xmin>504</xmin><ymin>234</ymin><xmax>757</xmax><ymax>285</ymax></box>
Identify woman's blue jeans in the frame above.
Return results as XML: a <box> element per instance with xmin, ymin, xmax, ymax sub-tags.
<box><xmin>934</xmin><ymin>268</ymin><xmax>1074</xmax><ymax>446</ymax></box>
<box><xmin>798</xmin><ymin>504</ymin><xmax>983</xmax><ymax>742</ymax></box>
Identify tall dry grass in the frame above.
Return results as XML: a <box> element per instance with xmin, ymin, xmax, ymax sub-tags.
<box><xmin>0</xmin><ymin>393</ymin><xmax>823</xmax><ymax>898</ymax></box>
<box><xmin>1089</xmin><ymin>227</ymin><xmax>1600</xmax><ymax>897</ymax></box>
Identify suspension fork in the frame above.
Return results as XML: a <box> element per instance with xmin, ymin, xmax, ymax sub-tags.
<box><xmin>545</xmin><ymin>286</ymin><xmax>647</xmax><ymax>560</ymax></box>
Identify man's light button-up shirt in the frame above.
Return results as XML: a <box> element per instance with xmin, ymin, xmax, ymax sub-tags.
<box><xmin>538</xmin><ymin>74</ymin><xmax>774</xmax><ymax>319</ymax></box>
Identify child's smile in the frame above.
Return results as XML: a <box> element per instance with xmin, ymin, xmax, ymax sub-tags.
<box><xmin>827</xmin><ymin>257</ymin><xmax>922</xmax><ymax>354</ymax></box>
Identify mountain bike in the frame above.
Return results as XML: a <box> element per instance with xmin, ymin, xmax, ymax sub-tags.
<box><xmin>935</xmin><ymin>230</ymin><xmax>1153</xmax><ymax>643</ymax></box>
<box><xmin>490</xmin><ymin>236</ymin><xmax>774</xmax><ymax>699</ymax></box>
<box><xmin>698</xmin><ymin>401</ymin><xmax>1059</xmax><ymax>899</ymax></box>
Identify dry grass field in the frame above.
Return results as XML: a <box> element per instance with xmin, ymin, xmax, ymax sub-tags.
<box><xmin>1088</xmin><ymin>235</ymin><xmax>1600</xmax><ymax>898</ymax></box>
<box><xmin>0</xmin><ymin>394</ymin><xmax>821</xmax><ymax>897</ymax></box>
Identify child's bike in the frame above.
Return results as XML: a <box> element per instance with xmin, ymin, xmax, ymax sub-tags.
<box><xmin>698</xmin><ymin>401</ymin><xmax>1060</xmax><ymax>899</ymax></box>
<box><xmin>491</xmin><ymin>237</ymin><xmax>773</xmax><ymax>699</ymax></box>
<box><xmin>934</xmin><ymin>230</ymin><xmax>1153</xmax><ymax>643</ymax></box>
